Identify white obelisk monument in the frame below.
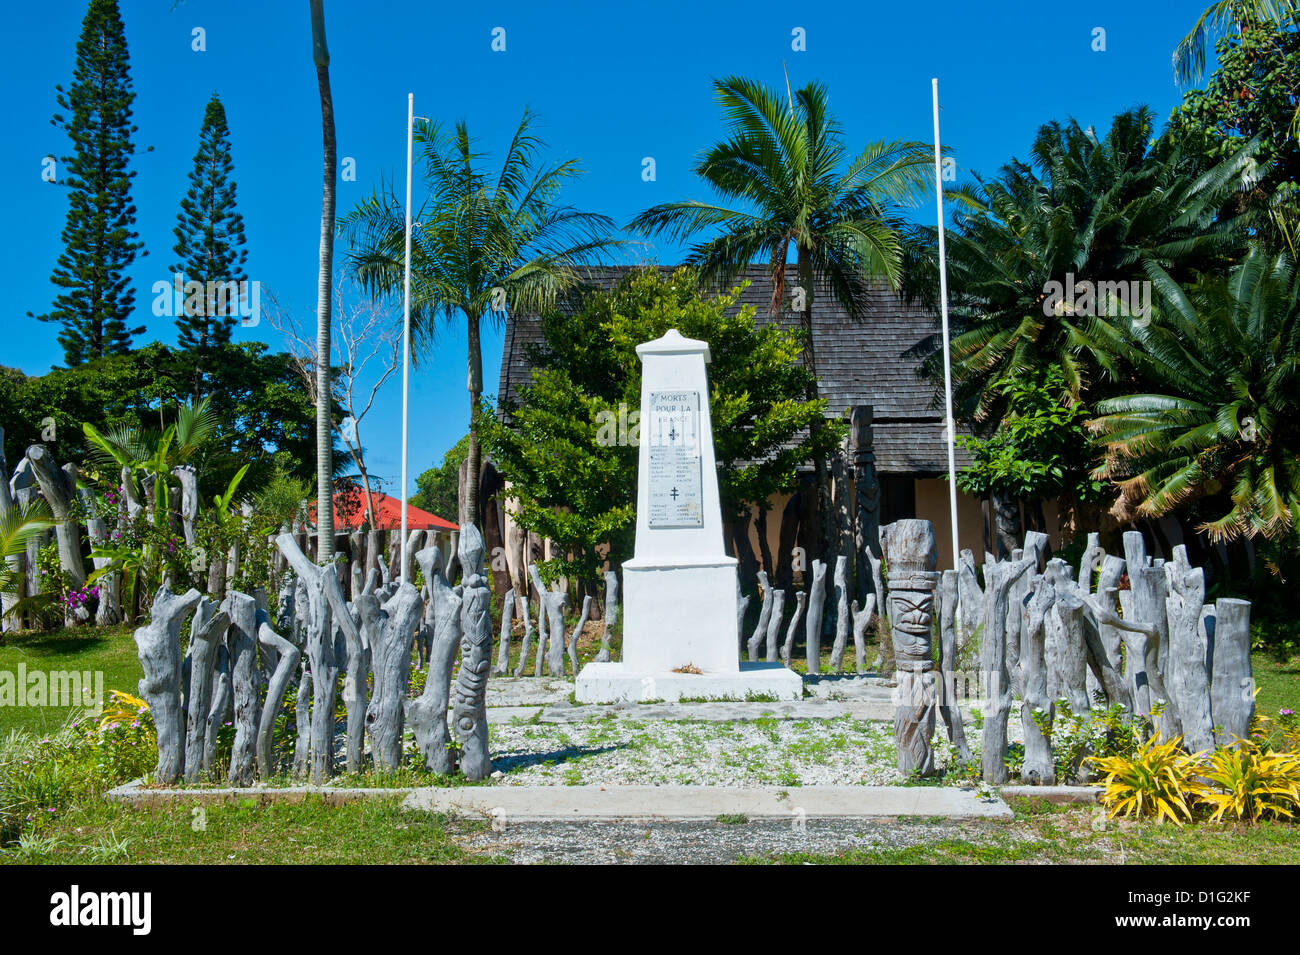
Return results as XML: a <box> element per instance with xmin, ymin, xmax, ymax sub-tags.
<box><xmin>575</xmin><ymin>329</ymin><xmax>803</xmax><ymax>702</ymax></box>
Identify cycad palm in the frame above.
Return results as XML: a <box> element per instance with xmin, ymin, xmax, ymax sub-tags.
<box><xmin>341</xmin><ymin>110</ymin><xmax>618</xmax><ymax>526</ymax></box>
<box><xmin>628</xmin><ymin>76</ymin><xmax>933</xmax><ymax>546</ymax></box>
<box><xmin>943</xmin><ymin>108</ymin><xmax>1255</xmax><ymax>419</ymax></box>
<box><xmin>1091</xmin><ymin>250</ymin><xmax>1300</xmax><ymax>541</ymax></box>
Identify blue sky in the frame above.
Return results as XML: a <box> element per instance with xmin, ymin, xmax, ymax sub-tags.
<box><xmin>3</xmin><ymin>0</ymin><xmax>1212</xmax><ymax>501</ymax></box>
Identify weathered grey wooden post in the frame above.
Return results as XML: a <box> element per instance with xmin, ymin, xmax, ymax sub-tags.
<box><xmin>275</xmin><ymin>532</ymin><xmax>359</xmax><ymax>783</ymax></box>
<box><xmin>829</xmin><ymin>556</ymin><xmax>851</xmax><ymax>670</ymax></box>
<box><xmin>937</xmin><ymin>569</ymin><xmax>972</xmax><ymax>763</ymax></box>
<box><xmin>734</xmin><ymin>574</ymin><xmax>749</xmax><ymax>655</ymax></box>
<box><xmin>881</xmin><ymin>520</ymin><xmax>941</xmax><ymax>776</ymax></box>
<box><xmin>851</xmin><ymin>593</ymin><xmax>874</xmax><ymax>672</ymax></box>
<box><xmin>764</xmin><ymin>589</ymin><xmax>786</xmax><ymax>662</ymax></box>
<box><xmin>221</xmin><ymin>590</ymin><xmax>260</xmax><ymax>786</ymax></box>
<box><xmin>747</xmin><ymin>570</ymin><xmax>773</xmax><ymax>662</ymax></box>
<box><xmin>134</xmin><ymin>585</ymin><xmax>203</xmax><ymax>784</ymax></box>
<box><xmin>366</xmin><ymin>582</ymin><xmax>423</xmax><ymax>770</ymax></box>
<box><xmin>172</xmin><ymin>465</ymin><xmax>199</xmax><ymax>547</ymax></box>
<box><xmin>27</xmin><ymin>445</ymin><xmax>88</xmax><ymax>624</ymax></box>
<box><xmin>781</xmin><ymin>590</ymin><xmax>807</xmax><ymax>668</ymax></box>
<box><xmin>1209</xmin><ymin>597</ymin><xmax>1253</xmax><ymax>743</ymax></box>
<box><xmin>956</xmin><ymin>549</ymin><xmax>982</xmax><ymax>650</ymax></box>
<box><xmin>183</xmin><ymin>598</ymin><xmax>229</xmax><ymax>782</ymax></box>
<box><xmin>567</xmin><ymin>593</ymin><xmax>592</xmax><ymax>676</ymax></box>
<box><xmin>494</xmin><ymin>589</ymin><xmax>516</xmax><ymax>676</ymax></box>
<box><xmin>255</xmin><ymin>606</ymin><xmax>301</xmax><ymax>779</ymax></box>
<box><xmin>805</xmin><ymin>559</ymin><xmax>828</xmax><ymax>674</ymax></box>
<box><xmin>77</xmin><ymin>486</ymin><xmax>121</xmax><ymax>626</ymax></box>
<box><xmin>407</xmin><ymin>553</ymin><xmax>462</xmax><ymax>774</ymax></box>
<box><xmin>1124</xmin><ymin>531</ymin><xmax>1180</xmax><ymax>740</ymax></box>
<box><xmin>595</xmin><ymin>569</ymin><xmax>619</xmax><ymax>663</ymax></box>
<box><xmin>980</xmin><ymin>552</ymin><xmax>1035</xmax><ymax>784</ymax></box>
<box><xmin>1020</xmin><ymin>574</ymin><xmax>1056</xmax><ymax>784</ymax></box>
<box><xmin>512</xmin><ymin>571</ymin><xmax>535</xmax><ymax>677</ymax></box>
<box><xmin>1166</xmin><ymin>545</ymin><xmax>1213</xmax><ymax>753</ymax></box>
<box><xmin>454</xmin><ymin>524</ymin><xmax>494</xmax><ymax>780</ymax></box>
<box><xmin>339</xmin><ymin>596</ymin><xmax>369</xmax><ymax>775</ymax></box>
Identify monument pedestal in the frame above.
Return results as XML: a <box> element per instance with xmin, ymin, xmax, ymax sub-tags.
<box><xmin>575</xmin><ymin>661</ymin><xmax>803</xmax><ymax>703</ymax></box>
<box><xmin>574</xmin><ymin>328</ymin><xmax>803</xmax><ymax>705</ymax></box>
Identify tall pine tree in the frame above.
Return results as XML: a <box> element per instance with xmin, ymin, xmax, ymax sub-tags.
<box><xmin>170</xmin><ymin>93</ymin><xmax>249</xmax><ymax>357</ymax></box>
<box><xmin>35</xmin><ymin>0</ymin><xmax>146</xmax><ymax>366</ymax></box>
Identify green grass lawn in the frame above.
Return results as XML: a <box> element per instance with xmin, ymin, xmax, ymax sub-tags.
<box><xmin>1</xmin><ymin>796</ymin><xmax>504</xmax><ymax>864</ymax></box>
<box><xmin>0</xmin><ymin>624</ymin><xmax>142</xmax><ymax>736</ymax></box>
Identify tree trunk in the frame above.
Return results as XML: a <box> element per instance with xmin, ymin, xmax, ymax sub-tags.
<box><xmin>764</xmin><ymin>589</ymin><xmax>785</xmax><ymax>662</ymax></box>
<box><xmin>222</xmin><ymin>590</ymin><xmax>260</xmax><ymax>786</ymax></box>
<box><xmin>1209</xmin><ymin>598</ymin><xmax>1253</xmax><ymax>744</ymax></box>
<box><xmin>311</xmin><ymin>0</ymin><xmax>336</xmax><ymax>561</ymax></box>
<box><xmin>183</xmin><ymin>599</ymin><xmax>228</xmax><ymax>782</ymax></box>
<box><xmin>465</xmin><ymin>313</ymin><xmax>484</xmax><ymax>531</ymax></box>
<box><xmin>991</xmin><ymin>491</ymin><xmax>1021</xmax><ymax>560</ymax></box>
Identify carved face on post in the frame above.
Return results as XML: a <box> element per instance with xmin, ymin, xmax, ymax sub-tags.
<box><xmin>881</xmin><ymin>520</ymin><xmax>940</xmax><ymax>665</ymax></box>
<box><xmin>886</xmin><ymin>574</ymin><xmax>940</xmax><ymax>663</ymax></box>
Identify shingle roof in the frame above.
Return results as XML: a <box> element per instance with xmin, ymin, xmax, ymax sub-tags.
<box><xmin>496</xmin><ymin>265</ymin><xmax>970</xmax><ymax>475</ymax></box>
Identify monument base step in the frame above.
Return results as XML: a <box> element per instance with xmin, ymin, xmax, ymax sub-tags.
<box><xmin>574</xmin><ymin>661</ymin><xmax>803</xmax><ymax>704</ymax></box>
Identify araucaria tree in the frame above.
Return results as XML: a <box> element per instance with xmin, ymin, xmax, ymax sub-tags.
<box><xmin>35</xmin><ymin>0</ymin><xmax>146</xmax><ymax>366</ymax></box>
<box><xmin>342</xmin><ymin>109</ymin><xmax>618</xmax><ymax>529</ymax></box>
<box><xmin>170</xmin><ymin>92</ymin><xmax>249</xmax><ymax>387</ymax></box>
<box><xmin>629</xmin><ymin>76</ymin><xmax>933</xmax><ymax>557</ymax></box>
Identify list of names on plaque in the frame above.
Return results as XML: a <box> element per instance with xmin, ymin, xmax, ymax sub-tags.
<box><xmin>646</xmin><ymin>390</ymin><xmax>704</xmax><ymax>528</ymax></box>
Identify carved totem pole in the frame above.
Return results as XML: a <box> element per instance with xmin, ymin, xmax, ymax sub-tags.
<box><xmin>454</xmin><ymin>524</ymin><xmax>493</xmax><ymax>780</ymax></box>
<box><xmin>881</xmin><ymin>519</ymin><xmax>940</xmax><ymax>776</ymax></box>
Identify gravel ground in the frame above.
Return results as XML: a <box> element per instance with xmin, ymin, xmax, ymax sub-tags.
<box><xmin>489</xmin><ymin>714</ymin><xmax>910</xmax><ymax>787</ymax></box>
<box><xmin>453</xmin><ymin>816</ymin><xmax>1028</xmax><ymax>864</ymax></box>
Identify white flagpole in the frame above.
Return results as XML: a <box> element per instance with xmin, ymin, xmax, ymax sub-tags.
<box><xmin>932</xmin><ymin>78</ymin><xmax>960</xmax><ymax>574</ymax></box>
<box><xmin>400</xmin><ymin>92</ymin><xmax>414</xmax><ymax>583</ymax></box>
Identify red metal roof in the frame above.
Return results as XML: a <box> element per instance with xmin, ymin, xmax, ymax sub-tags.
<box><xmin>327</xmin><ymin>491</ymin><xmax>458</xmax><ymax>532</ymax></box>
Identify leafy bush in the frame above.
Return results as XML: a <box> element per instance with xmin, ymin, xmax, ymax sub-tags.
<box><xmin>1090</xmin><ymin>735</ymin><xmax>1203</xmax><ymax>826</ymax></box>
<box><xmin>0</xmin><ymin>692</ymin><xmax>156</xmax><ymax>845</ymax></box>
<box><xmin>1197</xmin><ymin>742</ymin><xmax>1300</xmax><ymax>823</ymax></box>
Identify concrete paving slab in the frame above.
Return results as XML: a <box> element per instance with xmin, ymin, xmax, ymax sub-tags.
<box><xmin>1000</xmin><ymin>785</ymin><xmax>1101</xmax><ymax>805</ymax></box>
<box><xmin>401</xmin><ymin>784</ymin><xmax>1011</xmax><ymax>820</ymax></box>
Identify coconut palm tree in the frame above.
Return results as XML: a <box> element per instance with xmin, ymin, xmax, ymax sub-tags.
<box><xmin>1174</xmin><ymin>1</ymin><xmax>1299</xmax><ymax>89</ymax></box>
<box><xmin>628</xmin><ymin>75</ymin><xmax>933</xmax><ymax>551</ymax></box>
<box><xmin>310</xmin><ymin>0</ymin><xmax>337</xmax><ymax>560</ymax></box>
<box><xmin>938</xmin><ymin>108</ymin><xmax>1258</xmax><ymax>421</ymax></box>
<box><xmin>340</xmin><ymin>109</ymin><xmax>619</xmax><ymax>528</ymax></box>
<box><xmin>1091</xmin><ymin>249</ymin><xmax>1300</xmax><ymax>542</ymax></box>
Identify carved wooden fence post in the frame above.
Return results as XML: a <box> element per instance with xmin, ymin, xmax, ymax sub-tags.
<box><xmin>183</xmin><ymin>598</ymin><xmax>229</xmax><ymax>782</ymax></box>
<box><xmin>134</xmin><ymin>585</ymin><xmax>203</xmax><ymax>784</ymax></box>
<box><xmin>1020</xmin><ymin>574</ymin><xmax>1056</xmax><ymax>784</ymax></box>
<box><xmin>747</xmin><ymin>570</ymin><xmax>773</xmax><ymax>662</ymax></box>
<box><xmin>222</xmin><ymin>590</ymin><xmax>260</xmax><ymax>786</ymax></box>
<box><xmin>367</xmin><ymin>583</ymin><xmax>423</xmax><ymax>770</ymax></box>
<box><xmin>937</xmin><ymin>569</ymin><xmax>972</xmax><ymax>763</ymax></box>
<box><xmin>256</xmin><ymin>607</ymin><xmax>301</xmax><ymax>779</ymax></box>
<box><xmin>1210</xmin><ymin>597</ymin><xmax>1253</xmax><ymax>744</ymax></box>
<box><xmin>881</xmin><ymin>520</ymin><xmax>941</xmax><ymax>776</ymax></box>
<box><xmin>275</xmin><ymin>532</ymin><xmax>359</xmax><ymax>783</ymax></box>
<box><xmin>829</xmin><ymin>556</ymin><xmax>851</xmax><ymax>670</ymax></box>
<box><xmin>454</xmin><ymin>524</ymin><xmax>494</xmax><ymax>780</ymax></box>
<box><xmin>494</xmin><ymin>589</ymin><xmax>515</xmax><ymax>676</ymax></box>
<box><xmin>764</xmin><ymin>589</ymin><xmax>786</xmax><ymax>662</ymax></box>
<box><xmin>1166</xmin><ymin>546</ymin><xmax>1213</xmax><ymax>753</ymax></box>
<box><xmin>568</xmin><ymin>593</ymin><xmax>592</xmax><ymax>676</ymax></box>
<box><xmin>595</xmin><ymin>569</ymin><xmax>619</xmax><ymax>663</ymax></box>
<box><xmin>804</xmin><ymin>559</ymin><xmax>827</xmax><ymax>675</ymax></box>
<box><xmin>781</xmin><ymin>590</ymin><xmax>807</xmax><ymax>668</ymax></box>
<box><xmin>980</xmin><ymin>554</ymin><xmax>1034</xmax><ymax>783</ymax></box>
<box><xmin>407</xmin><ymin>554</ymin><xmax>462</xmax><ymax>774</ymax></box>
